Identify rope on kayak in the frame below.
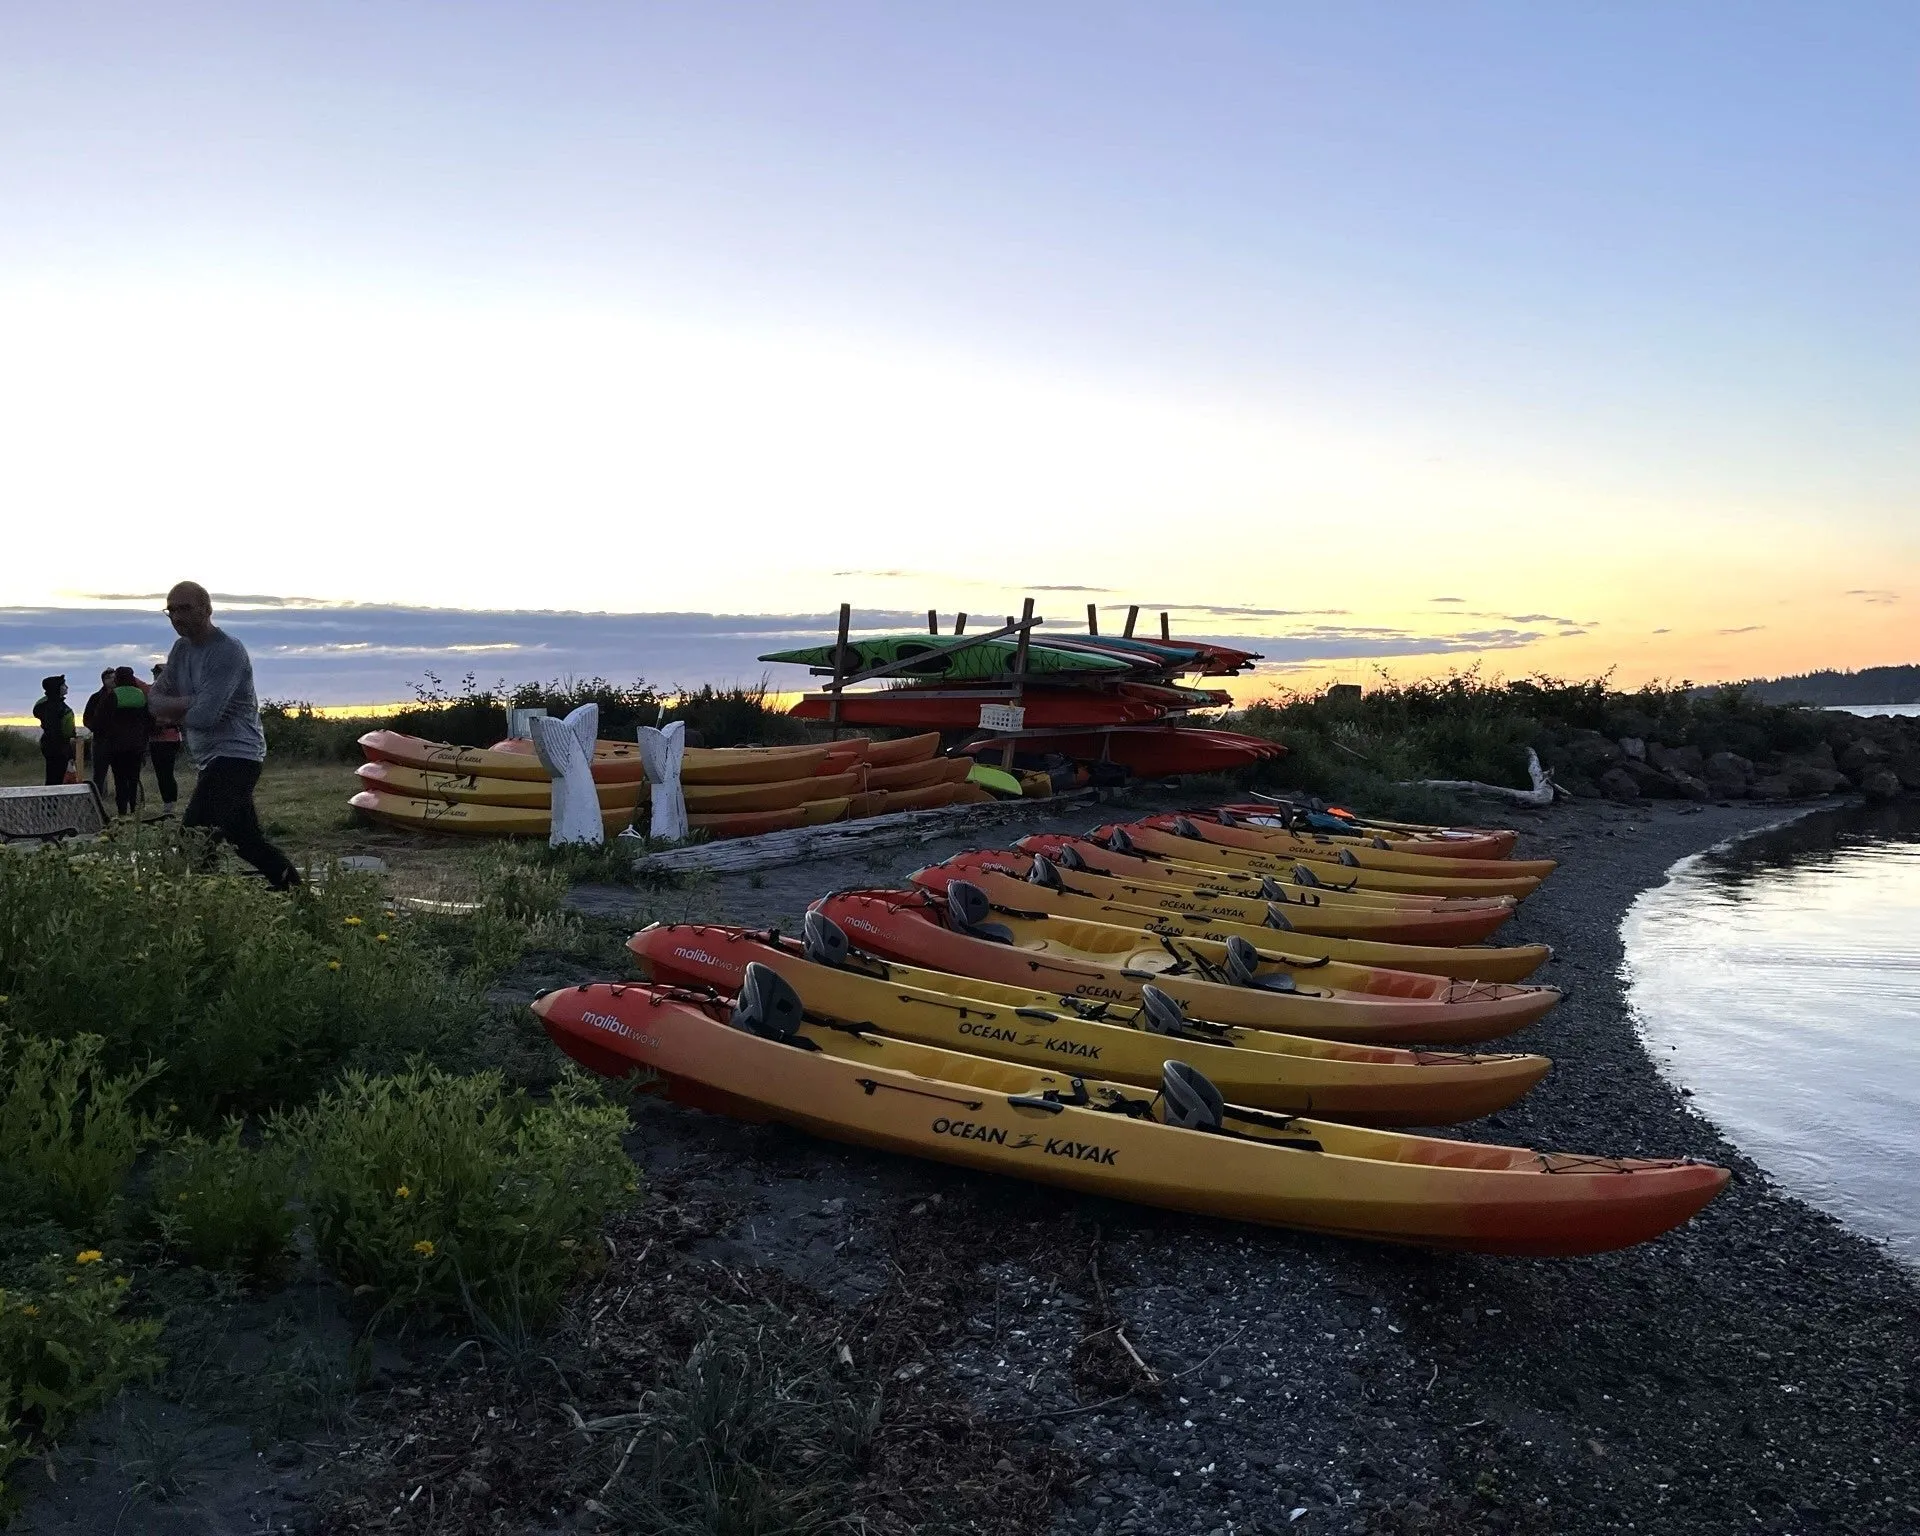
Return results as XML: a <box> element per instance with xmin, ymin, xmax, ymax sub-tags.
<box><xmin>1535</xmin><ymin>1153</ymin><xmax>1635</xmax><ymax>1175</ymax></box>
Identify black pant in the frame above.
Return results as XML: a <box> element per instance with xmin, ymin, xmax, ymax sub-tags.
<box><xmin>41</xmin><ymin>743</ymin><xmax>71</xmax><ymax>786</ymax></box>
<box><xmin>90</xmin><ymin>741</ymin><xmax>109</xmax><ymax>793</ymax></box>
<box><xmin>150</xmin><ymin>740</ymin><xmax>180</xmax><ymax>804</ymax></box>
<box><xmin>182</xmin><ymin>758</ymin><xmax>301</xmax><ymax>889</ymax></box>
<box><xmin>107</xmin><ymin>750</ymin><xmax>144</xmax><ymax>815</ymax></box>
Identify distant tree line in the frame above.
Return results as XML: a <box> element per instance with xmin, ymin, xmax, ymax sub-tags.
<box><xmin>1729</xmin><ymin>664</ymin><xmax>1920</xmax><ymax>706</ymax></box>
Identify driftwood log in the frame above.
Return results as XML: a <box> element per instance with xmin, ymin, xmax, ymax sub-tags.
<box><xmin>1404</xmin><ymin>747</ymin><xmax>1557</xmax><ymax>807</ymax></box>
<box><xmin>627</xmin><ymin>790</ymin><xmax>1099</xmax><ymax>876</ymax></box>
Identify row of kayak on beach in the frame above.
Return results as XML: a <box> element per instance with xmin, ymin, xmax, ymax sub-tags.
<box><xmin>534</xmin><ymin>801</ymin><xmax>1731</xmax><ymax>1257</ymax></box>
<box><xmin>347</xmin><ymin>729</ymin><xmax>1007</xmax><ymax>839</ymax></box>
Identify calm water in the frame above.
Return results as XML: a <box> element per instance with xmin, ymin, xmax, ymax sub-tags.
<box><xmin>1624</xmin><ymin>800</ymin><xmax>1920</xmax><ymax>1265</ymax></box>
<box><xmin>1828</xmin><ymin>703</ymin><xmax>1920</xmax><ymax>718</ymax></box>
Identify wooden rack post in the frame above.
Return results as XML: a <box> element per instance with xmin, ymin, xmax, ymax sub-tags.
<box><xmin>927</xmin><ymin>609</ymin><xmax>938</xmax><ymax>635</ymax></box>
<box><xmin>1160</xmin><ymin>611</ymin><xmax>1171</xmax><ymax>642</ymax></box>
<box><xmin>827</xmin><ymin>603</ymin><xmax>851</xmax><ymax>740</ymax></box>
<box><xmin>1000</xmin><ymin>596</ymin><xmax>1035</xmax><ymax>770</ymax></box>
<box><xmin>1086</xmin><ymin>603</ymin><xmax>1099</xmax><ymax>635</ymax></box>
<box><xmin>806</xmin><ymin>601</ymin><xmax>1043</xmax><ymax>748</ymax></box>
<box><xmin>1123</xmin><ymin>604</ymin><xmax>1140</xmax><ymax>638</ymax></box>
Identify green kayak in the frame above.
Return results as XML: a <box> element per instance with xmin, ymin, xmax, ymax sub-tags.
<box><xmin>758</xmin><ymin>634</ymin><xmax>1129</xmax><ymax>682</ymax></box>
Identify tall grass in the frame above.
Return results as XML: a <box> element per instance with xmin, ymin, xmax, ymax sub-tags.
<box><xmin>0</xmin><ymin>828</ymin><xmax>486</xmax><ymax>1126</ymax></box>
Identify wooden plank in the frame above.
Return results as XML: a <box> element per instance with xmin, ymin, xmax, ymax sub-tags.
<box><xmin>628</xmin><ymin>789</ymin><xmax>1099</xmax><ymax>876</ymax></box>
<box><xmin>955</xmin><ymin>612</ymin><xmax>967</xmax><ymax>634</ymax></box>
<box><xmin>1123</xmin><ymin>604</ymin><xmax>1139</xmax><ymax>638</ymax></box>
<box><xmin>927</xmin><ymin>609</ymin><xmax>938</xmax><ymax>635</ymax></box>
<box><xmin>1086</xmin><ymin>602</ymin><xmax>1098</xmax><ymax>635</ymax></box>
<box><xmin>1159</xmin><ymin>611</ymin><xmax>1171</xmax><ymax>642</ymax></box>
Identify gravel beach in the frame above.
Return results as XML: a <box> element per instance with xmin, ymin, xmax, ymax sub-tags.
<box><xmin>23</xmin><ymin>793</ymin><xmax>1918</xmax><ymax>1534</ymax></box>
<box><xmin>569</xmin><ymin>793</ymin><xmax>1920</xmax><ymax>1534</ymax></box>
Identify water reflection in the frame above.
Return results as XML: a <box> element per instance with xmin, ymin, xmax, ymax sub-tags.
<box><xmin>1624</xmin><ymin>799</ymin><xmax>1920</xmax><ymax>1265</ymax></box>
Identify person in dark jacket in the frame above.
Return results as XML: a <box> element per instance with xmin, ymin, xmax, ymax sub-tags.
<box><xmin>81</xmin><ymin>667</ymin><xmax>115</xmax><ymax>794</ymax></box>
<box><xmin>149</xmin><ymin>662</ymin><xmax>183</xmax><ymax>814</ymax></box>
<box><xmin>32</xmin><ymin>676</ymin><xmax>75</xmax><ymax>785</ymax></box>
<box><xmin>100</xmin><ymin>665</ymin><xmax>152</xmax><ymax>816</ymax></box>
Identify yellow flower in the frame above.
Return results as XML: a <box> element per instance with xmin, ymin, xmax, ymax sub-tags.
<box><xmin>177</xmin><ymin>1192</ymin><xmax>189</xmax><ymax>1202</ymax></box>
<box><xmin>395</xmin><ymin>1185</ymin><xmax>411</xmax><ymax>1200</ymax></box>
<box><xmin>75</xmin><ymin>1250</ymin><xmax>104</xmax><ymax>1265</ymax></box>
<box><xmin>412</xmin><ymin>1239</ymin><xmax>435</xmax><ymax>1257</ymax></box>
<box><xmin>0</xmin><ymin>996</ymin><xmax>9</xmax><ymax>1005</ymax></box>
<box><xmin>113</xmin><ymin>1276</ymin><xmax>130</xmax><ymax>1289</ymax></box>
<box><xmin>375</xmin><ymin>933</ymin><xmax>390</xmax><ymax>943</ymax></box>
<box><xmin>343</xmin><ymin>916</ymin><xmax>362</xmax><ymax>927</ymax></box>
<box><xmin>327</xmin><ymin>960</ymin><xmax>341</xmax><ymax>971</ymax></box>
<box><xmin>21</xmin><ymin>1305</ymin><xmax>38</xmax><ymax>1317</ymax></box>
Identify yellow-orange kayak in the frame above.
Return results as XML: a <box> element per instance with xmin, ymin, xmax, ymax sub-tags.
<box><xmin>349</xmin><ymin>787</ymin><xmax>635</xmax><ymax>837</ymax></box>
<box><xmin>959</xmin><ymin>846</ymin><xmax>1516</xmax><ymax>944</ymax></box>
<box><xmin>1098</xmin><ymin>824</ymin><xmax>1541</xmax><ymax>900</ymax></box>
<box><xmin>492</xmin><ymin>735</ymin><xmax>843</xmax><ymax>785</ymax></box>
<box><xmin>812</xmin><ymin>890</ymin><xmax>1559</xmax><ymax>1044</ymax></box>
<box><xmin>626</xmin><ymin>924</ymin><xmax>1550</xmax><ymax>1125</ymax></box>
<box><xmin>535</xmin><ymin>979</ymin><xmax>1726</xmax><ymax>1256</ymax></box>
<box><xmin>1139</xmin><ymin>811</ymin><xmax>1557</xmax><ymax>879</ymax></box>
<box><xmin>912</xmin><ymin>862</ymin><xmax>1548</xmax><ymax>982</ymax></box>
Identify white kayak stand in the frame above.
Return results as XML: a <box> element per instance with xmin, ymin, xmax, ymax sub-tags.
<box><xmin>637</xmin><ymin>721</ymin><xmax>689</xmax><ymax>843</ymax></box>
<box><xmin>530</xmin><ymin>704</ymin><xmax>605</xmax><ymax>846</ymax></box>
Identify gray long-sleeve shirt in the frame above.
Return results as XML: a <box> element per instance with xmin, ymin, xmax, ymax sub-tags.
<box><xmin>162</xmin><ymin>627</ymin><xmax>267</xmax><ymax>767</ymax></box>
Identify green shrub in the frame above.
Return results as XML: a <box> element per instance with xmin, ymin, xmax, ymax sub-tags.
<box><xmin>0</xmin><ymin>836</ymin><xmax>483</xmax><ymax>1125</ymax></box>
<box><xmin>258</xmin><ymin>701</ymin><xmax>381</xmax><ymax>762</ymax></box>
<box><xmin>662</xmin><ymin>680</ymin><xmax>806</xmax><ymax>747</ymax></box>
<box><xmin>146</xmin><ymin>1121</ymin><xmax>297</xmax><ymax>1284</ymax></box>
<box><xmin>1235</xmin><ymin>666</ymin><xmax>1858</xmax><ymax>806</ymax></box>
<box><xmin>0</xmin><ymin>1031</ymin><xmax>164</xmax><ymax>1231</ymax></box>
<box><xmin>0</xmin><ymin>1252</ymin><xmax>165</xmax><ymax>1510</ymax></box>
<box><xmin>276</xmin><ymin>1063</ymin><xmax>635</xmax><ymax>1328</ymax></box>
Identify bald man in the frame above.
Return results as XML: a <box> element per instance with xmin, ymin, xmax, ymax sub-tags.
<box><xmin>150</xmin><ymin>582</ymin><xmax>301</xmax><ymax>889</ymax></box>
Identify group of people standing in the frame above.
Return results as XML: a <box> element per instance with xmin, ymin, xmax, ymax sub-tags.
<box><xmin>28</xmin><ymin>582</ymin><xmax>301</xmax><ymax>890</ymax></box>
<box><xmin>35</xmin><ymin>663</ymin><xmax>184</xmax><ymax>815</ymax></box>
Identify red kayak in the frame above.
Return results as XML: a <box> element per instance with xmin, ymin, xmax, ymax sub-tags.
<box><xmin>960</xmin><ymin>726</ymin><xmax>1283</xmax><ymax>777</ymax></box>
<box><xmin>789</xmin><ymin>689</ymin><xmax>1164</xmax><ymax>730</ymax></box>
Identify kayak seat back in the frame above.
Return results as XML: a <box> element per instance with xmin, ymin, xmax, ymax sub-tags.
<box><xmin>947</xmin><ymin>881</ymin><xmax>1014</xmax><ymax>945</ymax></box>
<box><xmin>732</xmin><ymin>963</ymin><xmax>808</xmax><ymax>1043</ymax></box>
<box><xmin>803</xmin><ymin>911</ymin><xmax>851</xmax><ymax>968</ymax></box>
<box><xmin>1162</xmin><ymin>1060</ymin><xmax>1225</xmax><ymax>1133</ymax></box>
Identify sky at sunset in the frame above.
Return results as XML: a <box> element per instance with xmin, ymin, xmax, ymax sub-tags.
<box><xmin>2</xmin><ymin>3</ymin><xmax>1914</xmax><ymax>709</ymax></box>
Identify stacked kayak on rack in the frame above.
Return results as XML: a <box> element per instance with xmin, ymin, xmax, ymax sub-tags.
<box><xmin>760</xmin><ymin>622</ymin><xmax>1281</xmax><ymax>776</ymax></box>
<box><xmin>348</xmin><ymin>729</ymin><xmax>969</xmax><ymax>839</ymax></box>
<box><xmin>533</xmin><ymin>800</ymin><xmax>1731</xmax><ymax>1256</ymax></box>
